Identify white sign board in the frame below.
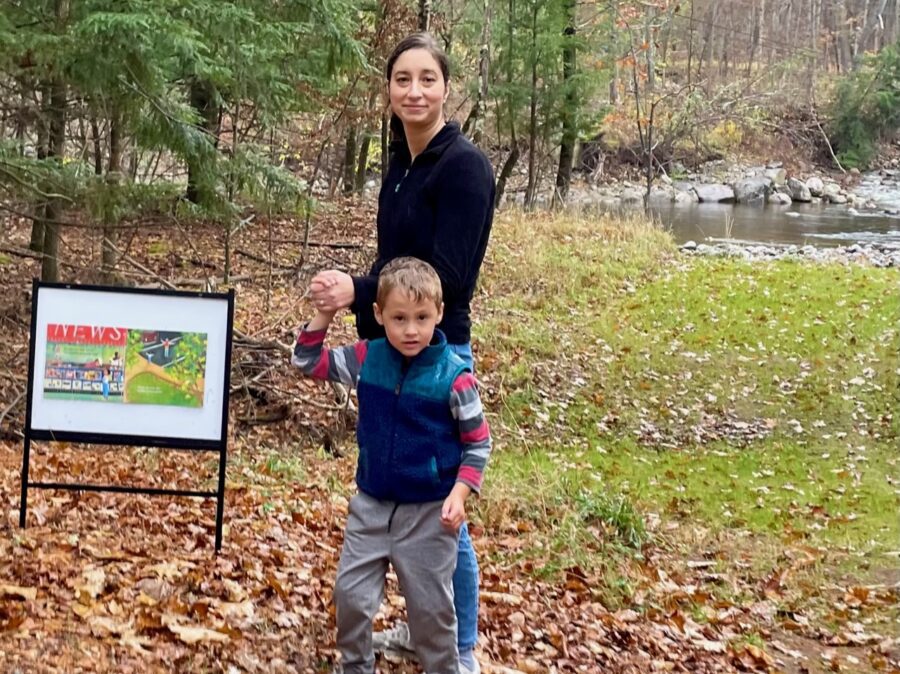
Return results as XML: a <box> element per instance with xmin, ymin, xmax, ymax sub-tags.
<box><xmin>29</xmin><ymin>285</ymin><xmax>232</xmax><ymax>444</ymax></box>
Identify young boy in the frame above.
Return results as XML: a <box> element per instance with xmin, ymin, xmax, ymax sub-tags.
<box><xmin>292</xmin><ymin>257</ymin><xmax>491</xmax><ymax>674</ymax></box>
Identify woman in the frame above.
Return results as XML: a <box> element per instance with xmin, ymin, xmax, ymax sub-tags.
<box><xmin>310</xmin><ymin>32</ymin><xmax>495</xmax><ymax>674</ymax></box>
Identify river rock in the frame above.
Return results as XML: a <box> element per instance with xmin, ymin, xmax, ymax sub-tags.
<box><xmin>769</xmin><ymin>191</ymin><xmax>792</xmax><ymax>205</ymax></box>
<box><xmin>787</xmin><ymin>177</ymin><xmax>812</xmax><ymax>202</ymax></box>
<box><xmin>764</xmin><ymin>167</ymin><xmax>787</xmax><ymax>185</ymax></box>
<box><xmin>733</xmin><ymin>177</ymin><xmax>772</xmax><ymax>203</ymax></box>
<box><xmin>673</xmin><ymin>190</ymin><xmax>698</xmax><ymax>204</ymax></box>
<box><xmin>682</xmin><ymin>241</ymin><xmax>900</xmax><ymax>267</ymax></box>
<box><xmin>806</xmin><ymin>176</ymin><xmax>825</xmax><ymax>197</ymax></box>
<box><xmin>694</xmin><ymin>183</ymin><xmax>735</xmax><ymax>203</ymax></box>
<box><xmin>649</xmin><ymin>187</ymin><xmax>674</xmax><ymax>202</ymax></box>
<box><xmin>828</xmin><ymin>193</ymin><xmax>848</xmax><ymax>205</ymax></box>
<box><xmin>621</xmin><ymin>187</ymin><xmax>644</xmax><ymax>203</ymax></box>
<box><xmin>823</xmin><ymin>182</ymin><xmax>842</xmax><ymax>198</ymax></box>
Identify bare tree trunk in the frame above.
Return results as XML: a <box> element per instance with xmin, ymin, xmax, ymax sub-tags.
<box><xmin>809</xmin><ymin>0</ymin><xmax>820</xmax><ymax>102</ymax></box>
<box><xmin>495</xmin><ymin>142</ymin><xmax>520</xmax><ymax>209</ymax></box>
<box><xmin>418</xmin><ymin>0</ymin><xmax>431</xmax><ymax>31</ymax></box>
<box><xmin>524</xmin><ymin>2</ymin><xmax>539</xmax><ymax>211</ymax></box>
<box><xmin>29</xmin><ymin>84</ymin><xmax>49</xmax><ymax>252</ymax></box>
<box><xmin>380</xmin><ymin>113</ymin><xmax>388</xmax><ymax>185</ymax></box>
<box><xmin>494</xmin><ymin>0</ymin><xmax>520</xmax><ymax>210</ymax></box>
<box><xmin>464</xmin><ymin>0</ymin><xmax>491</xmax><ymax>147</ymax></box>
<box><xmin>857</xmin><ymin>0</ymin><xmax>890</xmax><ymax>64</ymax></box>
<box><xmin>698</xmin><ymin>4</ymin><xmax>718</xmax><ymax>84</ymax></box>
<box><xmin>553</xmin><ymin>0</ymin><xmax>577</xmax><ymax>207</ymax></box>
<box><xmin>342</xmin><ymin>125</ymin><xmax>357</xmax><ymax>196</ymax></box>
<box><xmin>186</xmin><ymin>79</ymin><xmax>219</xmax><ymax>204</ymax></box>
<box><xmin>644</xmin><ymin>4</ymin><xmax>657</xmax><ymax>93</ymax></box>
<box><xmin>686</xmin><ymin>0</ymin><xmax>695</xmax><ymax>88</ymax></box>
<box><xmin>354</xmin><ymin>130</ymin><xmax>371</xmax><ymax>194</ymax></box>
<box><xmin>91</xmin><ymin>117</ymin><xmax>103</xmax><ymax>176</ymax></box>
<box><xmin>609</xmin><ymin>17</ymin><xmax>620</xmax><ymax>104</ymax></box>
<box><xmin>747</xmin><ymin>1</ymin><xmax>763</xmax><ymax>79</ymax></box>
<box><xmin>101</xmin><ymin>111</ymin><xmax>121</xmax><ymax>283</ymax></box>
<box><xmin>41</xmin><ymin>0</ymin><xmax>70</xmax><ymax>283</ymax></box>
<box><xmin>835</xmin><ymin>0</ymin><xmax>854</xmax><ymax>73</ymax></box>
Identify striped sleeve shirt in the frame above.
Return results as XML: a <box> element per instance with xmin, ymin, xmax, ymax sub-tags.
<box><xmin>292</xmin><ymin>325</ymin><xmax>492</xmax><ymax>493</ymax></box>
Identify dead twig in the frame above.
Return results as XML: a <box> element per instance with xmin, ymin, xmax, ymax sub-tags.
<box><xmin>0</xmin><ymin>243</ymin><xmax>42</xmax><ymax>260</ymax></box>
<box><xmin>0</xmin><ymin>389</ymin><xmax>24</xmax><ymax>433</ymax></box>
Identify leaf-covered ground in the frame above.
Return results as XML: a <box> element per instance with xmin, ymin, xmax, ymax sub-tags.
<box><xmin>0</xmin><ymin>206</ymin><xmax>898</xmax><ymax>673</ymax></box>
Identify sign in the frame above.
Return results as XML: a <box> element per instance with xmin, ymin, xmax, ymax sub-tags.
<box><xmin>20</xmin><ymin>281</ymin><xmax>235</xmax><ymax>551</ymax></box>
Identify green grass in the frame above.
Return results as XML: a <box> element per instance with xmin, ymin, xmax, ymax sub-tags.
<box><xmin>474</xmin><ymin>211</ymin><xmax>900</xmax><ymax>576</ymax></box>
<box><xmin>126</xmin><ymin>372</ymin><xmax>201</xmax><ymax>407</ymax></box>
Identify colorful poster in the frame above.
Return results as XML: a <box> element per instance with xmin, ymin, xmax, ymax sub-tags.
<box><xmin>44</xmin><ymin>324</ymin><xmax>207</xmax><ymax>408</ymax></box>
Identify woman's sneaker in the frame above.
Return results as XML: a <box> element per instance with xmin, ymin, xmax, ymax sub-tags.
<box><xmin>459</xmin><ymin>660</ymin><xmax>481</xmax><ymax>674</ymax></box>
<box><xmin>371</xmin><ymin>622</ymin><xmax>414</xmax><ymax>653</ymax></box>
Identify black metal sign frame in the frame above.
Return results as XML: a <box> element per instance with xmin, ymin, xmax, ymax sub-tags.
<box><xmin>19</xmin><ymin>280</ymin><xmax>235</xmax><ymax>551</ymax></box>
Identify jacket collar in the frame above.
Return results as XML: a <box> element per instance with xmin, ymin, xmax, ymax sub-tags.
<box><xmin>385</xmin><ymin>328</ymin><xmax>448</xmax><ymax>368</ymax></box>
<box><xmin>390</xmin><ymin>121</ymin><xmax>461</xmax><ymax>163</ymax></box>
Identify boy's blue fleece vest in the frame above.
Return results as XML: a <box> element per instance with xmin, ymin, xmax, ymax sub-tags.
<box><xmin>356</xmin><ymin>330</ymin><xmax>468</xmax><ymax>503</ymax></box>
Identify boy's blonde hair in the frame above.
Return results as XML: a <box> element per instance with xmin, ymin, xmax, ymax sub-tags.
<box><xmin>376</xmin><ymin>257</ymin><xmax>443</xmax><ymax>308</ymax></box>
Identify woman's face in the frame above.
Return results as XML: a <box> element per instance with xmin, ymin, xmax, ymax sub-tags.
<box><xmin>389</xmin><ymin>48</ymin><xmax>447</xmax><ymax>132</ymax></box>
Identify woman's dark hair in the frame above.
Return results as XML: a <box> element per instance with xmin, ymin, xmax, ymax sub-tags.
<box><xmin>385</xmin><ymin>32</ymin><xmax>450</xmax><ymax>143</ymax></box>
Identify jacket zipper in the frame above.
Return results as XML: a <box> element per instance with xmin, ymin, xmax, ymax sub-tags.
<box><xmin>394</xmin><ymin>167</ymin><xmax>410</xmax><ymax>193</ymax></box>
<box><xmin>388</xmin><ymin>360</ymin><xmax>409</xmax><ymax>501</ymax></box>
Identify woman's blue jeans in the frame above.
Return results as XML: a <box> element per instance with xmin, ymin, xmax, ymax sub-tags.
<box><xmin>447</xmin><ymin>342</ymin><xmax>479</xmax><ymax>651</ymax></box>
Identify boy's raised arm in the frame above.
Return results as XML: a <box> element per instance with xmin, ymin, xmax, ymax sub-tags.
<box><xmin>449</xmin><ymin>372</ymin><xmax>492</xmax><ymax>494</ymax></box>
<box><xmin>291</xmin><ymin>310</ymin><xmax>368</xmax><ymax>387</ymax></box>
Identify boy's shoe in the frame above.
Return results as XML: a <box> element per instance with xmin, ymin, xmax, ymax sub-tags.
<box><xmin>372</xmin><ymin>622</ymin><xmax>414</xmax><ymax>653</ymax></box>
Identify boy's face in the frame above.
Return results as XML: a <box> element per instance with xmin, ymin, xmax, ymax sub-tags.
<box><xmin>374</xmin><ymin>289</ymin><xmax>444</xmax><ymax>359</ymax></box>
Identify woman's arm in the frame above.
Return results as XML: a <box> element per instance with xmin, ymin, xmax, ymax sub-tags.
<box><xmin>429</xmin><ymin>150</ymin><xmax>495</xmax><ymax>306</ymax></box>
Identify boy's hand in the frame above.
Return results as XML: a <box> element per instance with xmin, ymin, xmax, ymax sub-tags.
<box><xmin>309</xmin><ymin>270</ymin><xmax>355</xmax><ymax>312</ymax></box>
<box><xmin>441</xmin><ymin>483</ymin><xmax>471</xmax><ymax>531</ymax></box>
<box><xmin>306</xmin><ymin>308</ymin><xmax>337</xmax><ymax>332</ymax></box>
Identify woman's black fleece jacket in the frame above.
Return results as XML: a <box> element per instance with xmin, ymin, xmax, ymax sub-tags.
<box><xmin>351</xmin><ymin>122</ymin><xmax>495</xmax><ymax>345</ymax></box>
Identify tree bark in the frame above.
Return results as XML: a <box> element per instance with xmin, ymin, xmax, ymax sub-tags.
<box><xmin>418</xmin><ymin>0</ymin><xmax>431</xmax><ymax>31</ymax></box>
<box><xmin>354</xmin><ymin>129</ymin><xmax>371</xmax><ymax>194</ymax></box>
<box><xmin>342</xmin><ymin>125</ymin><xmax>357</xmax><ymax>196</ymax></box>
<box><xmin>835</xmin><ymin>0</ymin><xmax>854</xmax><ymax>73</ymax></box>
<box><xmin>41</xmin><ymin>0</ymin><xmax>70</xmax><ymax>282</ymax></box>
<box><xmin>29</xmin><ymin>84</ymin><xmax>50</xmax><ymax>252</ymax></box>
<box><xmin>186</xmin><ymin>79</ymin><xmax>220</xmax><ymax>204</ymax></box>
<box><xmin>495</xmin><ymin>142</ymin><xmax>520</xmax><ymax>209</ymax></box>
<box><xmin>91</xmin><ymin>117</ymin><xmax>103</xmax><ymax>176</ymax></box>
<box><xmin>554</xmin><ymin>0</ymin><xmax>577</xmax><ymax>207</ymax></box>
<box><xmin>465</xmin><ymin>0</ymin><xmax>491</xmax><ymax>147</ymax></box>
<box><xmin>524</xmin><ymin>1</ymin><xmax>539</xmax><ymax>211</ymax></box>
<box><xmin>380</xmin><ymin>113</ymin><xmax>388</xmax><ymax>185</ymax></box>
<box><xmin>857</xmin><ymin>0</ymin><xmax>890</xmax><ymax>65</ymax></box>
<box><xmin>101</xmin><ymin>111</ymin><xmax>122</xmax><ymax>283</ymax></box>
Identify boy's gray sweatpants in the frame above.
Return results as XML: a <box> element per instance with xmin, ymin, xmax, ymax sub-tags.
<box><xmin>335</xmin><ymin>492</ymin><xmax>460</xmax><ymax>674</ymax></box>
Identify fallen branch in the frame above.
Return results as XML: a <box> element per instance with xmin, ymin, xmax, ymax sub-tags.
<box><xmin>236</xmin><ymin>248</ymin><xmax>297</xmax><ymax>270</ymax></box>
<box><xmin>813</xmin><ymin>114</ymin><xmax>846</xmax><ymax>174</ymax></box>
<box><xmin>0</xmin><ymin>390</ymin><xmax>24</xmax><ymax>433</ymax></box>
<box><xmin>104</xmin><ymin>237</ymin><xmax>178</xmax><ymax>291</ymax></box>
<box><xmin>0</xmin><ymin>243</ymin><xmax>42</xmax><ymax>260</ymax></box>
<box><xmin>273</xmin><ymin>239</ymin><xmax>368</xmax><ymax>249</ymax></box>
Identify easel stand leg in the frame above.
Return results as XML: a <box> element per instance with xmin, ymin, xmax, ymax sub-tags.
<box><xmin>19</xmin><ymin>436</ymin><xmax>31</xmax><ymax>528</ymax></box>
<box><xmin>214</xmin><ymin>447</ymin><xmax>227</xmax><ymax>552</ymax></box>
